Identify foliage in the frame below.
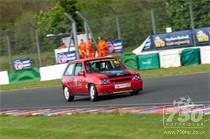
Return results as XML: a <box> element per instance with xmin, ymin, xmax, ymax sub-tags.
<box><xmin>165</xmin><ymin>0</ymin><xmax>210</xmax><ymax>31</ymax></box>
<box><xmin>35</xmin><ymin>0</ymin><xmax>82</xmax><ymax>51</ymax></box>
<box><xmin>0</xmin><ymin>0</ymin><xmax>210</xmax><ymax>66</ymax></box>
<box><xmin>0</xmin><ymin>0</ymin><xmax>55</xmax><ymax>56</ymax></box>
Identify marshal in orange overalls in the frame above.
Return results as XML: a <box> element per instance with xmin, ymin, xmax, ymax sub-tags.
<box><xmin>98</xmin><ymin>39</ymin><xmax>107</xmax><ymax>57</ymax></box>
<box><xmin>78</xmin><ymin>39</ymin><xmax>87</xmax><ymax>59</ymax></box>
<box><xmin>87</xmin><ymin>39</ymin><xmax>95</xmax><ymax>58</ymax></box>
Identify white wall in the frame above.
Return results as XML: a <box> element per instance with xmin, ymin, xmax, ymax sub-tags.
<box><xmin>200</xmin><ymin>46</ymin><xmax>210</xmax><ymax>64</ymax></box>
<box><xmin>0</xmin><ymin>71</ymin><xmax>9</xmax><ymax>85</ymax></box>
<box><xmin>40</xmin><ymin>63</ymin><xmax>68</xmax><ymax>81</ymax></box>
<box><xmin>159</xmin><ymin>50</ymin><xmax>181</xmax><ymax>68</ymax></box>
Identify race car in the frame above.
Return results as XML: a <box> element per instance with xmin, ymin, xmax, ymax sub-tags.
<box><xmin>61</xmin><ymin>57</ymin><xmax>143</xmax><ymax>102</ymax></box>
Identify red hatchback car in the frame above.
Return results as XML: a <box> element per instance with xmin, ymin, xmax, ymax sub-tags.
<box><xmin>61</xmin><ymin>57</ymin><xmax>143</xmax><ymax>102</ymax></box>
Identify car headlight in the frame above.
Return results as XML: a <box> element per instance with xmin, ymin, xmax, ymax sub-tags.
<box><xmin>101</xmin><ymin>79</ymin><xmax>110</xmax><ymax>85</ymax></box>
<box><xmin>133</xmin><ymin>75</ymin><xmax>141</xmax><ymax>80</ymax></box>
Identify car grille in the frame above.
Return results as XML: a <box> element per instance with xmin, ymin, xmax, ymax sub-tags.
<box><xmin>110</xmin><ymin>77</ymin><xmax>131</xmax><ymax>83</ymax></box>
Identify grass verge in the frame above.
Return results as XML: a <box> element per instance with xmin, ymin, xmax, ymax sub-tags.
<box><xmin>0</xmin><ymin>114</ymin><xmax>209</xmax><ymax>139</ymax></box>
<box><xmin>140</xmin><ymin>64</ymin><xmax>210</xmax><ymax>78</ymax></box>
<box><xmin>0</xmin><ymin>64</ymin><xmax>209</xmax><ymax>91</ymax></box>
<box><xmin>0</xmin><ymin>80</ymin><xmax>60</xmax><ymax>91</ymax></box>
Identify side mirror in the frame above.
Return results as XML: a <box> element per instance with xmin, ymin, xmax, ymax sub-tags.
<box><xmin>78</xmin><ymin>71</ymin><xmax>85</xmax><ymax>76</ymax></box>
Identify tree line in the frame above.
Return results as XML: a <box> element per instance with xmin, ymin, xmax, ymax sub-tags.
<box><xmin>0</xmin><ymin>0</ymin><xmax>209</xmax><ymax>55</ymax></box>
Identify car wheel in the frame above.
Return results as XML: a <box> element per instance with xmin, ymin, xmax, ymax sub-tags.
<box><xmin>89</xmin><ymin>84</ymin><xmax>98</xmax><ymax>102</ymax></box>
<box><xmin>63</xmin><ymin>87</ymin><xmax>74</xmax><ymax>102</ymax></box>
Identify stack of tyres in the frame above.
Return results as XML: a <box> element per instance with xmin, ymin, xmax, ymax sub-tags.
<box><xmin>138</xmin><ymin>53</ymin><xmax>160</xmax><ymax>70</ymax></box>
<box><xmin>123</xmin><ymin>53</ymin><xmax>139</xmax><ymax>70</ymax></box>
<box><xmin>181</xmin><ymin>48</ymin><xmax>201</xmax><ymax>66</ymax></box>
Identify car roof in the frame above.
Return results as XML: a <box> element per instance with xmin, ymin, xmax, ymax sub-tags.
<box><xmin>71</xmin><ymin>56</ymin><xmax>116</xmax><ymax>63</ymax></box>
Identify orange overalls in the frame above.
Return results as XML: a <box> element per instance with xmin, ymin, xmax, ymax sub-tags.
<box><xmin>87</xmin><ymin>39</ymin><xmax>95</xmax><ymax>58</ymax></box>
<box><xmin>98</xmin><ymin>40</ymin><xmax>107</xmax><ymax>57</ymax></box>
<box><xmin>78</xmin><ymin>41</ymin><xmax>87</xmax><ymax>59</ymax></box>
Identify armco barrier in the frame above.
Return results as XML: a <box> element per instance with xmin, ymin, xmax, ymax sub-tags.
<box><xmin>40</xmin><ymin>63</ymin><xmax>67</xmax><ymax>81</ymax></box>
<box><xmin>0</xmin><ymin>71</ymin><xmax>9</xmax><ymax>85</ymax></box>
<box><xmin>123</xmin><ymin>53</ymin><xmax>139</xmax><ymax>70</ymax></box>
<box><xmin>138</xmin><ymin>53</ymin><xmax>160</xmax><ymax>70</ymax></box>
<box><xmin>9</xmin><ymin>68</ymin><xmax>40</xmax><ymax>83</ymax></box>
<box><xmin>181</xmin><ymin>48</ymin><xmax>201</xmax><ymax>66</ymax></box>
<box><xmin>200</xmin><ymin>46</ymin><xmax>210</xmax><ymax>64</ymax></box>
<box><xmin>159</xmin><ymin>50</ymin><xmax>181</xmax><ymax>68</ymax></box>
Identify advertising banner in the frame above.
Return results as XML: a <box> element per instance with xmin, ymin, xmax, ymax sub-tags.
<box><xmin>194</xmin><ymin>27</ymin><xmax>210</xmax><ymax>44</ymax></box>
<box><xmin>152</xmin><ymin>30</ymin><xmax>193</xmax><ymax>49</ymax></box>
<box><xmin>13</xmin><ymin>58</ymin><xmax>32</xmax><ymax>70</ymax></box>
<box><xmin>142</xmin><ymin>36</ymin><xmax>154</xmax><ymax>51</ymax></box>
<box><xmin>55</xmin><ymin>48</ymin><xmax>76</xmax><ymax>64</ymax></box>
<box><xmin>108</xmin><ymin>39</ymin><xmax>123</xmax><ymax>53</ymax></box>
<box><xmin>142</xmin><ymin>26</ymin><xmax>210</xmax><ymax>51</ymax></box>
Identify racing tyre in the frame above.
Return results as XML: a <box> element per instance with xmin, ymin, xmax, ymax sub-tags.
<box><xmin>63</xmin><ymin>87</ymin><xmax>74</xmax><ymax>102</ymax></box>
<box><xmin>89</xmin><ymin>84</ymin><xmax>98</xmax><ymax>102</ymax></box>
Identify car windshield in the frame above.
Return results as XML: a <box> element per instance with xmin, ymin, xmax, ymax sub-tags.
<box><xmin>85</xmin><ymin>59</ymin><xmax>126</xmax><ymax>73</ymax></box>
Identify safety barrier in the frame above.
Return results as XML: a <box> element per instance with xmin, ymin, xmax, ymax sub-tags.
<box><xmin>0</xmin><ymin>71</ymin><xmax>9</xmax><ymax>85</ymax></box>
<box><xmin>123</xmin><ymin>53</ymin><xmax>138</xmax><ymax>70</ymax></box>
<box><xmin>200</xmin><ymin>46</ymin><xmax>210</xmax><ymax>64</ymax></box>
<box><xmin>0</xmin><ymin>46</ymin><xmax>209</xmax><ymax>85</ymax></box>
<box><xmin>137</xmin><ymin>53</ymin><xmax>160</xmax><ymax>70</ymax></box>
<box><xmin>9</xmin><ymin>68</ymin><xmax>40</xmax><ymax>83</ymax></box>
<box><xmin>159</xmin><ymin>50</ymin><xmax>181</xmax><ymax>68</ymax></box>
<box><xmin>40</xmin><ymin>63</ymin><xmax>67</xmax><ymax>81</ymax></box>
<box><xmin>181</xmin><ymin>48</ymin><xmax>201</xmax><ymax>66</ymax></box>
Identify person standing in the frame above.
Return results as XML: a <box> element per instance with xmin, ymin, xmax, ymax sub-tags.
<box><xmin>98</xmin><ymin>37</ymin><xmax>108</xmax><ymax>57</ymax></box>
<box><xmin>78</xmin><ymin>39</ymin><xmax>87</xmax><ymax>59</ymax></box>
<box><xmin>87</xmin><ymin>38</ymin><xmax>95</xmax><ymax>58</ymax></box>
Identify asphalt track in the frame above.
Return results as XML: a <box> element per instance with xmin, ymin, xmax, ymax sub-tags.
<box><xmin>0</xmin><ymin>73</ymin><xmax>209</xmax><ymax>110</ymax></box>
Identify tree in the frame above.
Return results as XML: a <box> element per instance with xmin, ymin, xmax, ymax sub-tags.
<box><xmin>35</xmin><ymin>0</ymin><xmax>82</xmax><ymax>35</ymax></box>
<box><xmin>0</xmin><ymin>0</ymin><xmax>54</xmax><ymax>55</ymax></box>
<box><xmin>35</xmin><ymin>0</ymin><xmax>82</xmax><ymax>50</ymax></box>
<box><xmin>166</xmin><ymin>0</ymin><xmax>210</xmax><ymax>31</ymax></box>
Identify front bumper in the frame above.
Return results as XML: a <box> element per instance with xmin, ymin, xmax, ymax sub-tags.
<box><xmin>95</xmin><ymin>79</ymin><xmax>143</xmax><ymax>95</ymax></box>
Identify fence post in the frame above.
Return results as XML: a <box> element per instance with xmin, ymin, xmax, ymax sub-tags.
<box><xmin>6</xmin><ymin>35</ymin><xmax>12</xmax><ymax>70</ymax></box>
<box><xmin>150</xmin><ymin>9</ymin><xmax>156</xmax><ymax>34</ymax></box>
<box><xmin>189</xmin><ymin>0</ymin><xmax>196</xmax><ymax>47</ymax></box>
<box><xmin>108</xmin><ymin>6</ymin><xmax>121</xmax><ymax>40</ymax></box>
<box><xmin>75</xmin><ymin>11</ymin><xmax>98</xmax><ymax>50</ymax></box>
<box><xmin>35</xmin><ymin>29</ymin><xmax>42</xmax><ymax>67</ymax></box>
<box><xmin>64</xmin><ymin>12</ymin><xmax>79</xmax><ymax>59</ymax></box>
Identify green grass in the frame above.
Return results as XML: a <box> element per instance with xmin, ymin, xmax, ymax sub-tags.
<box><xmin>0</xmin><ymin>64</ymin><xmax>209</xmax><ymax>91</ymax></box>
<box><xmin>0</xmin><ymin>80</ymin><xmax>60</xmax><ymax>91</ymax></box>
<box><xmin>0</xmin><ymin>114</ymin><xmax>209</xmax><ymax>139</ymax></box>
<box><xmin>140</xmin><ymin>64</ymin><xmax>210</xmax><ymax>78</ymax></box>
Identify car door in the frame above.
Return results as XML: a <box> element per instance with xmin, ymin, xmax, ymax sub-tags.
<box><xmin>73</xmin><ymin>62</ymin><xmax>87</xmax><ymax>94</ymax></box>
<box><xmin>64</xmin><ymin>63</ymin><xmax>76</xmax><ymax>93</ymax></box>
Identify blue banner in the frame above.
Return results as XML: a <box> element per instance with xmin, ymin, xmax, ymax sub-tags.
<box><xmin>143</xmin><ymin>36</ymin><xmax>154</xmax><ymax>50</ymax></box>
<box><xmin>13</xmin><ymin>58</ymin><xmax>32</xmax><ymax>70</ymax></box>
<box><xmin>108</xmin><ymin>39</ymin><xmax>123</xmax><ymax>53</ymax></box>
<box><xmin>195</xmin><ymin>27</ymin><xmax>210</xmax><ymax>44</ymax></box>
<box><xmin>142</xmin><ymin>26</ymin><xmax>210</xmax><ymax>51</ymax></box>
<box><xmin>152</xmin><ymin>30</ymin><xmax>193</xmax><ymax>49</ymax></box>
<box><xmin>56</xmin><ymin>51</ymin><xmax>76</xmax><ymax>64</ymax></box>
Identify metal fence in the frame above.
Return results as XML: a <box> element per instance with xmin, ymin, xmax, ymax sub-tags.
<box><xmin>0</xmin><ymin>0</ymin><xmax>209</xmax><ymax>71</ymax></box>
